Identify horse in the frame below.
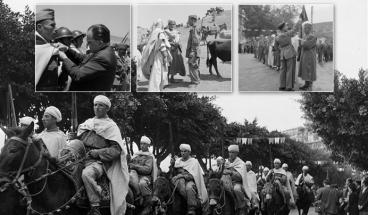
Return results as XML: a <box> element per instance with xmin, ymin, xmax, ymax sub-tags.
<box><xmin>207</xmin><ymin>176</ymin><xmax>236</xmax><ymax>215</ymax></box>
<box><xmin>296</xmin><ymin>183</ymin><xmax>314</xmax><ymax>215</ymax></box>
<box><xmin>0</xmin><ymin>123</ymin><xmax>91</xmax><ymax>215</ymax></box>
<box><xmin>152</xmin><ymin>172</ymin><xmax>203</xmax><ymax>215</ymax></box>
<box><xmin>261</xmin><ymin>181</ymin><xmax>290</xmax><ymax>215</ymax></box>
<box><xmin>0</xmin><ymin>127</ymin><xmax>27</xmax><ymax>215</ymax></box>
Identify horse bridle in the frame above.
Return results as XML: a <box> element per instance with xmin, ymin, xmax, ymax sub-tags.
<box><xmin>210</xmin><ymin>183</ymin><xmax>226</xmax><ymax>215</ymax></box>
<box><xmin>0</xmin><ymin>136</ymin><xmax>47</xmax><ymax>195</ymax></box>
<box><xmin>153</xmin><ymin>178</ymin><xmax>179</xmax><ymax>214</ymax></box>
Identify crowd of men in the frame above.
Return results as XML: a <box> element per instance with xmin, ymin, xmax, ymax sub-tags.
<box><xmin>240</xmin><ymin>19</ymin><xmax>333</xmax><ymax>91</ymax></box>
<box><xmin>35</xmin><ymin>8</ymin><xmax>129</xmax><ymax>92</ymax></box>
<box><xmin>15</xmin><ymin>96</ymin><xmax>367</xmax><ymax>215</ymax></box>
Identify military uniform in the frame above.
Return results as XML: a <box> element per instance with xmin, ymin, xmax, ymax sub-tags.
<box><xmin>79</xmin><ymin>130</ymin><xmax>121</xmax><ymax>206</ymax></box>
<box><xmin>274</xmin><ymin>22</ymin><xmax>300</xmax><ymax>90</ymax></box>
<box><xmin>129</xmin><ymin>153</ymin><xmax>154</xmax><ymax>199</ymax></box>
<box><xmin>186</xmin><ymin>15</ymin><xmax>201</xmax><ymax>85</ymax></box>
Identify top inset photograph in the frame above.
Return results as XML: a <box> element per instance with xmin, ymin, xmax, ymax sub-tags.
<box><xmin>239</xmin><ymin>4</ymin><xmax>334</xmax><ymax>92</ymax></box>
<box><xmin>35</xmin><ymin>4</ymin><xmax>131</xmax><ymax>92</ymax></box>
<box><xmin>136</xmin><ymin>4</ymin><xmax>232</xmax><ymax>92</ymax></box>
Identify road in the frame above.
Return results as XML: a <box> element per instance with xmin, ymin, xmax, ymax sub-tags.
<box><xmin>137</xmin><ymin>31</ymin><xmax>232</xmax><ymax>92</ymax></box>
<box><xmin>290</xmin><ymin>207</ymin><xmax>317</xmax><ymax>215</ymax></box>
<box><xmin>239</xmin><ymin>53</ymin><xmax>334</xmax><ymax>92</ymax></box>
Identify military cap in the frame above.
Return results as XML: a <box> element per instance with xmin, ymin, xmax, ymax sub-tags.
<box><xmin>53</xmin><ymin>27</ymin><xmax>73</xmax><ymax>40</ymax></box>
<box><xmin>168</xmin><ymin>20</ymin><xmax>176</xmax><ymax>25</ymax></box>
<box><xmin>189</xmin><ymin>15</ymin><xmax>198</xmax><ymax>20</ymax></box>
<box><xmin>72</xmin><ymin>30</ymin><xmax>86</xmax><ymax>40</ymax></box>
<box><xmin>36</xmin><ymin>8</ymin><xmax>55</xmax><ymax>23</ymax></box>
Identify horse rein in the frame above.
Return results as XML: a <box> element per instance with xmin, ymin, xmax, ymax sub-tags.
<box><xmin>153</xmin><ymin>178</ymin><xmax>179</xmax><ymax>214</ymax></box>
<box><xmin>0</xmin><ymin>137</ymin><xmax>45</xmax><ymax>192</ymax></box>
<box><xmin>213</xmin><ymin>185</ymin><xmax>226</xmax><ymax>215</ymax></box>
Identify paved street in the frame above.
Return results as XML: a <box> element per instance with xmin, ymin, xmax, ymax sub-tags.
<box><xmin>239</xmin><ymin>53</ymin><xmax>334</xmax><ymax>92</ymax></box>
<box><xmin>290</xmin><ymin>207</ymin><xmax>317</xmax><ymax>215</ymax></box>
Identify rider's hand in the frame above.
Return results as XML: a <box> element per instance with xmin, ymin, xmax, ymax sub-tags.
<box><xmin>68</xmin><ymin>132</ymin><xmax>77</xmax><ymax>140</ymax></box>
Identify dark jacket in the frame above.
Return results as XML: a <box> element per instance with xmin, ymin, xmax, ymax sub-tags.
<box><xmin>359</xmin><ymin>188</ymin><xmax>368</xmax><ymax>212</ymax></box>
<box><xmin>346</xmin><ymin>191</ymin><xmax>359</xmax><ymax>215</ymax></box>
<box><xmin>316</xmin><ymin>186</ymin><xmax>342</xmax><ymax>215</ymax></box>
<box><xmin>62</xmin><ymin>45</ymin><xmax>117</xmax><ymax>91</ymax></box>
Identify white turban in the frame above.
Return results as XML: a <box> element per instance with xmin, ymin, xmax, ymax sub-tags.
<box><xmin>245</xmin><ymin>161</ymin><xmax>252</xmax><ymax>166</ymax></box>
<box><xmin>282</xmin><ymin>163</ymin><xmax>288</xmax><ymax>168</ymax></box>
<box><xmin>140</xmin><ymin>135</ymin><xmax>151</xmax><ymax>145</ymax></box>
<box><xmin>228</xmin><ymin>145</ymin><xmax>239</xmax><ymax>152</ymax></box>
<box><xmin>179</xmin><ymin>144</ymin><xmax>191</xmax><ymax>152</ymax></box>
<box><xmin>19</xmin><ymin>116</ymin><xmax>35</xmax><ymax>126</ymax></box>
<box><xmin>44</xmin><ymin>106</ymin><xmax>62</xmax><ymax>122</ymax></box>
<box><xmin>93</xmin><ymin>95</ymin><xmax>111</xmax><ymax>108</ymax></box>
<box><xmin>263</xmin><ymin>167</ymin><xmax>270</xmax><ymax>172</ymax></box>
<box><xmin>273</xmin><ymin>158</ymin><xmax>281</xmax><ymax>164</ymax></box>
<box><xmin>216</xmin><ymin>156</ymin><xmax>224</xmax><ymax>161</ymax></box>
<box><xmin>302</xmin><ymin>166</ymin><xmax>309</xmax><ymax>171</ymax></box>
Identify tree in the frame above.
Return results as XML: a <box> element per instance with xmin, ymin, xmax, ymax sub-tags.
<box><xmin>300</xmin><ymin>70</ymin><xmax>368</xmax><ymax>169</ymax></box>
<box><xmin>239</xmin><ymin>5</ymin><xmax>300</xmax><ymax>37</ymax></box>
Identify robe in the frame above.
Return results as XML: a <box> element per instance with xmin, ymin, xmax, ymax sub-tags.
<box><xmin>174</xmin><ymin>157</ymin><xmax>208</xmax><ymax>204</ymax></box>
<box><xmin>78</xmin><ymin>117</ymin><xmax>129</xmax><ymax>215</ymax></box>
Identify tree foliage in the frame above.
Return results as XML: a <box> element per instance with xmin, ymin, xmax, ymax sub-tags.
<box><xmin>239</xmin><ymin>5</ymin><xmax>300</xmax><ymax>37</ymax></box>
<box><xmin>300</xmin><ymin>70</ymin><xmax>368</xmax><ymax>169</ymax></box>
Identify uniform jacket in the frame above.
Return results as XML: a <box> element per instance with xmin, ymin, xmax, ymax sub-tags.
<box><xmin>62</xmin><ymin>45</ymin><xmax>117</xmax><ymax>91</ymax></box>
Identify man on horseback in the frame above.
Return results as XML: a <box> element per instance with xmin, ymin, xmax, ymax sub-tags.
<box><xmin>36</xmin><ymin>106</ymin><xmax>67</xmax><ymax>158</ymax></box>
<box><xmin>295</xmin><ymin>166</ymin><xmax>314</xmax><ymax>215</ymax></box>
<box><xmin>246</xmin><ymin>161</ymin><xmax>260</xmax><ymax>214</ymax></box>
<box><xmin>266</xmin><ymin>159</ymin><xmax>295</xmax><ymax>208</ymax></box>
<box><xmin>222</xmin><ymin>145</ymin><xmax>252</xmax><ymax>215</ymax></box>
<box><xmin>70</xmin><ymin>95</ymin><xmax>129</xmax><ymax>215</ymax></box>
<box><xmin>129</xmin><ymin>135</ymin><xmax>158</xmax><ymax>206</ymax></box>
<box><xmin>216</xmin><ymin>156</ymin><xmax>224</xmax><ymax>173</ymax></box>
<box><xmin>295</xmin><ymin>166</ymin><xmax>314</xmax><ymax>188</ymax></box>
<box><xmin>172</xmin><ymin>143</ymin><xmax>208</xmax><ymax>215</ymax></box>
<box><xmin>282</xmin><ymin>163</ymin><xmax>298</xmax><ymax>201</ymax></box>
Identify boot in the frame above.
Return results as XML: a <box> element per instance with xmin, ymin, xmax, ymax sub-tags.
<box><xmin>299</xmin><ymin>81</ymin><xmax>310</xmax><ymax>90</ymax></box>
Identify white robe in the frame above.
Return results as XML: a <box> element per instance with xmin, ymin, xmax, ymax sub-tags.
<box><xmin>78</xmin><ymin>117</ymin><xmax>129</xmax><ymax>215</ymax></box>
<box><xmin>174</xmin><ymin>157</ymin><xmax>208</xmax><ymax>204</ymax></box>
<box><xmin>36</xmin><ymin>128</ymin><xmax>67</xmax><ymax>158</ymax></box>
<box><xmin>225</xmin><ymin>157</ymin><xmax>252</xmax><ymax>199</ymax></box>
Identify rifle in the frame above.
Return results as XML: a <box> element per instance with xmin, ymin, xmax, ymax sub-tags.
<box><xmin>121</xmin><ymin>32</ymin><xmax>129</xmax><ymax>45</ymax></box>
<box><xmin>71</xmin><ymin>92</ymin><xmax>78</xmax><ymax>132</ymax></box>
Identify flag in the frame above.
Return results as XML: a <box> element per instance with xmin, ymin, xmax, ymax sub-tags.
<box><xmin>300</xmin><ymin>5</ymin><xmax>309</xmax><ymax>22</ymax></box>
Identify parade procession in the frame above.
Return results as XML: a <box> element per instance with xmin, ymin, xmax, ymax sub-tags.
<box><xmin>1</xmin><ymin>0</ymin><xmax>368</xmax><ymax>215</ymax></box>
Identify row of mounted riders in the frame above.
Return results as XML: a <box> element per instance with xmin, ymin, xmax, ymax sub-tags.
<box><xmin>0</xmin><ymin>126</ymin><xmax>313</xmax><ymax>215</ymax></box>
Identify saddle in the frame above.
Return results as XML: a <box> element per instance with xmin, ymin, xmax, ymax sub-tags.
<box><xmin>58</xmin><ymin>135</ymin><xmax>111</xmax><ymax>208</ymax></box>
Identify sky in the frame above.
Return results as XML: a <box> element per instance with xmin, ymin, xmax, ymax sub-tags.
<box><xmin>36</xmin><ymin>4</ymin><xmax>130</xmax><ymax>38</ymax></box>
<box><xmin>137</xmin><ymin>4</ymin><xmax>231</xmax><ymax>29</ymax></box>
<box><xmin>2</xmin><ymin>0</ymin><xmax>368</xmax><ymax>138</ymax></box>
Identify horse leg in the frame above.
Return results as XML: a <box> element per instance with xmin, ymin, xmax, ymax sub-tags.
<box><xmin>212</xmin><ymin>57</ymin><xmax>222</xmax><ymax>78</ymax></box>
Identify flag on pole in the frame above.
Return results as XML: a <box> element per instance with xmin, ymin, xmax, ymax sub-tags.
<box><xmin>300</xmin><ymin>5</ymin><xmax>309</xmax><ymax>22</ymax></box>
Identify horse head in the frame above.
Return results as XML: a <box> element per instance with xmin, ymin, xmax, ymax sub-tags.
<box><xmin>152</xmin><ymin>173</ymin><xmax>173</xmax><ymax>204</ymax></box>
<box><xmin>0</xmin><ymin>122</ymin><xmax>42</xmax><ymax>176</ymax></box>
<box><xmin>208</xmin><ymin>177</ymin><xmax>224</xmax><ymax>207</ymax></box>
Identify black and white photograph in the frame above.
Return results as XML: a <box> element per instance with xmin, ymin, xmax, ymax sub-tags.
<box><xmin>135</xmin><ymin>4</ymin><xmax>232</xmax><ymax>92</ymax></box>
<box><xmin>35</xmin><ymin>4</ymin><xmax>131</xmax><ymax>92</ymax></box>
<box><xmin>239</xmin><ymin>4</ymin><xmax>334</xmax><ymax>92</ymax></box>
<box><xmin>1</xmin><ymin>0</ymin><xmax>368</xmax><ymax>215</ymax></box>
